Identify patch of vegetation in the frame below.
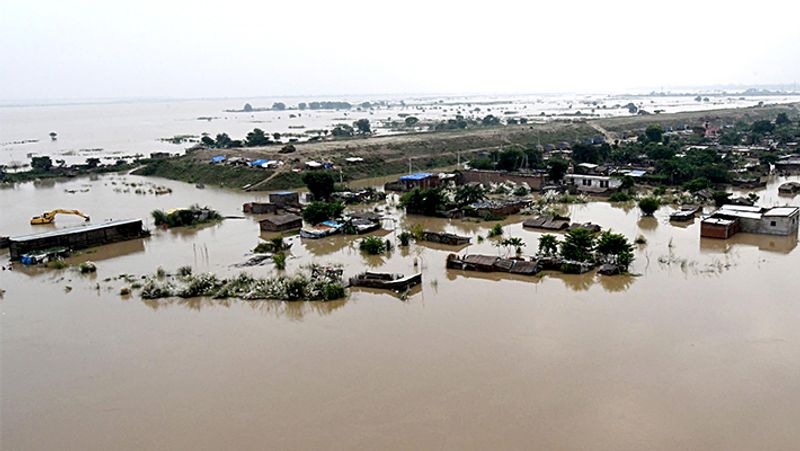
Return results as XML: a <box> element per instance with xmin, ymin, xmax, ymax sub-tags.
<box><xmin>359</xmin><ymin>236</ymin><xmax>391</xmax><ymax>255</ymax></box>
<box><xmin>487</xmin><ymin>223</ymin><xmax>504</xmax><ymax>238</ymax></box>
<box><xmin>152</xmin><ymin>205</ymin><xmax>222</xmax><ymax>228</ymax></box>
<box><xmin>273</xmin><ymin>252</ymin><xmax>287</xmax><ymax>270</ymax></box>
<box><xmin>638</xmin><ymin>197</ymin><xmax>660</xmax><ymax>216</ymax></box>
<box><xmin>78</xmin><ymin>261</ymin><xmax>97</xmax><ymax>274</ymax></box>
<box><xmin>139</xmin><ymin>265</ymin><xmax>345</xmax><ymax>301</ymax></box>
<box><xmin>302</xmin><ymin>201</ymin><xmax>344</xmax><ymax>225</ymax></box>
<box><xmin>608</xmin><ymin>192</ymin><xmax>631</xmax><ymax>202</ymax></box>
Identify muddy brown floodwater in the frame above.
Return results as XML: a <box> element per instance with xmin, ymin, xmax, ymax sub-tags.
<box><xmin>2</xmin><ymin>173</ymin><xmax>800</xmax><ymax>451</ymax></box>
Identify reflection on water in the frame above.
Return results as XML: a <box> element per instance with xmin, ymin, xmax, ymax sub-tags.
<box><xmin>637</xmin><ymin>216</ymin><xmax>659</xmax><ymax>231</ymax></box>
<box><xmin>700</xmin><ymin>233</ymin><xmax>798</xmax><ymax>254</ymax></box>
<box><xmin>4</xmin><ymin>172</ymin><xmax>800</xmax><ymax>451</ymax></box>
<box><xmin>140</xmin><ymin>296</ymin><xmax>349</xmax><ymax>319</ymax></box>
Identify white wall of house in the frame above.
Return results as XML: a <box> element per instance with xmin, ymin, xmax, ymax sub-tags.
<box><xmin>565</xmin><ymin>175</ymin><xmax>622</xmax><ymax>193</ymax></box>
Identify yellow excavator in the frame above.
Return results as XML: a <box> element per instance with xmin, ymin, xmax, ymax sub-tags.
<box><xmin>30</xmin><ymin>209</ymin><xmax>91</xmax><ymax>225</ymax></box>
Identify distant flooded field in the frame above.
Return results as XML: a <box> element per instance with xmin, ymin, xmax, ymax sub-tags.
<box><xmin>3</xmin><ymin>93</ymin><xmax>800</xmax><ymax>167</ymax></box>
<box><xmin>2</xmin><ymin>173</ymin><xmax>800</xmax><ymax>450</ymax></box>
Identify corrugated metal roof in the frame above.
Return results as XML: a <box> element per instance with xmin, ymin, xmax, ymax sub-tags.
<box><xmin>400</xmin><ymin>172</ymin><xmax>433</xmax><ymax>181</ymax></box>
<box><xmin>10</xmin><ymin>219</ymin><xmax>143</xmax><ymax>242</ymax></box>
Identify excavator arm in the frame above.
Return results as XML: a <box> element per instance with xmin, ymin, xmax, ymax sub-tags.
<box><xmin>31</xmin><ymin>209</ymin><xmax>91</xmax><ymax>225</ymax></box>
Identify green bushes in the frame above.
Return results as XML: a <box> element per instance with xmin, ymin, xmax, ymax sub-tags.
<box><xmin>359</xmin><ymin>236</ymin><xmax>391</xmax><ymax>255</ymax></box>
<box><xmin>538</xmin><ymin>234</ymin><xmax>558</xmax><ymax>256</ymax></box>
<box><xmin>638</xmin><ymin>197</ymin><xmax>660</xmax><ymax>216</ymax></box>
<box><xmin>273</xmin><ymin>253</ymin><xmax>287</xmax><ymax>270</ymax></box>
<box><xmin>559</xmin><ymin>228</ymin><xmax>595</xmax><ymax>262</ymax></box>
<box><xmin>152</xmin><ymin>205</ymin><xmax>222</xmax><ymax>228</ymax></box>
<box><xmin>302</xmin><ymin>201</ymin><xmax>344</xmax><ymax>225</ymax></box>
<box><xmin>488</xmin><ymin>223</ymin><xmax>503</xmax><ymax>237</ymax></box>
<box><xmin>398</xmin><ymin>231</ymin><xmax>412</xmax><ymax>246</ymax></box>
<box><xmin>139</xmin><ymin>265</ymin><xmax>345</xmax><ymax>301</ymax></box>
<box><xmin>608</xmin><ymin>192</ymin><xmax>631</xmax><ymax>202</ymax></box>
<box><xmin>596</xmin><ymin>231</ymin><xmax>635</xmax><ymax>271</ymax></box>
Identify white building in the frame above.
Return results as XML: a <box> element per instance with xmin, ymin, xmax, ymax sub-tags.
<box><xmin>565</xmin><ymin>174</ymin><xmax>622</xmax><ymax>194</ymax></box>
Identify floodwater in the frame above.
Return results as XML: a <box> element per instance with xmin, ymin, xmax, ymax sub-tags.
<box><xmin>2</xmin><ymin>173</ymin><xmax>800</xmax><ymax>450</ymax></box>
<box><xmin>3</xmin><ymin>93</ymin><xmax>800</xmax><ymax>167</ymax></box>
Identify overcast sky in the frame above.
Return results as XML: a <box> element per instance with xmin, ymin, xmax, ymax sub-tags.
<box><xmin>2</xmin><ymin>0</ymin><xmax>799</xmax><ymax>101</ymax></box>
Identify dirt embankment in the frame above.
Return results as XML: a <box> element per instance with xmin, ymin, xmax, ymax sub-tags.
<box><xmin>139</xmin><ymin>102</ymin><xmax>800</xmax><ymax>191</ymax></box>
<box><xmin>594</xmin><ymin>102</ymin><xmax>800</xmax><ymax>134</ymax></box>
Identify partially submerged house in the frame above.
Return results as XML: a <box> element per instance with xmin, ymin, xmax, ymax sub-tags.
<box><xmin>564</xmin><ymin>174</ymin><xmax>622</xmax><ymax>194</ymax></box>
<box><xmin>259</xmin><ymin>214</ymin><xmax>303</xmax><ymax>232</ymax></box>
<box><xmin>384</xmin><ymin>172</ymin><xmax>451</xmax><ymax>192</ymax></box>
<box><xmin>9</xmin><ymin>219</ymin><xmax>149</xmax><ymax>260</ymax></box>
<box><xmin>701</xmin><ymin>205</ymin><xmax>800</xmax><ymax>239</ymax></box>
<box><xmin>458</xmin><ymin>169</ymin><xmax>547</xmax><ymax>191</ymax></box>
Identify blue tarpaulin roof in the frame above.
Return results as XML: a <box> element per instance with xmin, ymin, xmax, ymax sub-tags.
<box><xmin>400</xmin><ymin>172</ymin><xmax>433</xmax><ymax>181</ymax></box>
<box><xmin>250</xmin><ymin>159</ymin><xmax>269</xmax><ymax>166</ymax></box>
<box><xmin>211</xmin><ymin>155</ymin><xmax>226</xmax><ymax>163</ymax></box>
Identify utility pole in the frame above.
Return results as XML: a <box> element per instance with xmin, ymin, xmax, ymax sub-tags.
<box><xmin>408</xmin><ymin>158</ymin><xmax>412</xmax><ymax>174</ymax></box>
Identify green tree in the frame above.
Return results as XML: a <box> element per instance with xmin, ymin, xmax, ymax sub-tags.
<box><xmin>302</xmin><ymin>201</ymin><xmax>344</xmax><ymax>225</ymax></box>
<box><xmin>500</xmin><ymin>237</ymin><xmax>525</xmax><ymax>256</ymax></box>
<box><xmin>200</xmin><ymin>136</ymin><xmax>215</xmax><ymax>147</ymax></box>
<box><xmin>775</xmin><ymin>112</ymin><xmax>791</xmax><ymax>126</ymax></box>
<box><xmin>638</xmin><ymin>197</ymin><xmax>660</xmax><ymax>216</ymax></box>
<box><xmin>645</xmin><ymin>124</ymin><xmax>664</xmax><ymax>143</ymax></box>
<box><xmin>455</xmin><ymin>184</ymin><xmax>486</xmax><ymax>207</ymax></box>
<box><xmin>302</xmin><ymin>171</ymin><xmax>336</xmax><ymax>201</ymax></box>
<box><xmin>496</xmin><ymin>148</ymin><xmax>525</xmax><ymax>171</ymax></box>
<box><xmin>331</xmin><ymin>124</ymin><xmax>354</xmax><ymax>137</ymax></box>
<box><xmin>595</xmin><ymin>231</ymin><xmax>635</xmax><ymax>271</ymax></box>
<box><xmin>31</xmin><ymin>156</ymin><xmax>53</xmax><ymax>171</ymax></box>
<box><xmin>712</xmin><ymin>191</ymin><xmax>731</xmax><ymax>207</ymax></box>
<box><xmin>353</xmin><ymin>119</ymin><xmax>371</xmax><ymax>135</ymax></box>
<box><xmin>272</xmin><ymin>102</ymin><xmax>286</xmax><ymax>111</ymax></box>
<box><xmin>559</xmin><ymin>228</ymin><xmax>596</xmax><ymax>262</ymax></box>
<box><xmin>215</xmin><ymin>133</ymin><xmax>232</xmax><ymax>148</ymax></box>
<box><xmin>245</xmin><ymin>128</ymin><xmax>270</xmax><ymax>147</ymax></box>
<box><xmin>400</xmin><ymin>188</ymin><xmax>447</xmax><ymax>215</ymax></box>
<box><xmin>538</xmin><ymin>234</ymin><xmax>559</xmax><ymax>256</ymax></box>
<box><xmin>547</xmin><ymin>159</ymin><xmax>569</xmax><ymax>182</ymax></box>
<box><xmin>86</xmin><ymin>158</ymin><xmax>100</xmax><ymax>168</ymax></box>
<box><xmin>359</xmin><ymin>236</ymin><xmax>389</xmax><ymax>255</ymax></box>
<box><xmin>481</xmin><ymin>115</ymin><xmax>500</xmax><ymax>126</ymax></box>
<box><xmin>752</xmin><ymin>120</ymin><xmax>774</xmax><ymax>134</ymax></box>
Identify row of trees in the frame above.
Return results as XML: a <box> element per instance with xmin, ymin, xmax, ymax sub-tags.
<box><xmin>538</xmin><ymin>229</ymin><xmax>635</xmax><ymax>272</ymax></box>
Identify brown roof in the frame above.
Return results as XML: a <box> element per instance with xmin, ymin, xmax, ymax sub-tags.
<box><xmin>259</xmin><ymin>213</ymin><xmax>302</xmax><ymax>226</ymax></box>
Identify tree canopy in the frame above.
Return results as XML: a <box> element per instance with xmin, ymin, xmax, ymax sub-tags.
<box><xmin>302</xmin><ymin>171</ymin><xmax>336</xmax><ymax>201</ymax></box>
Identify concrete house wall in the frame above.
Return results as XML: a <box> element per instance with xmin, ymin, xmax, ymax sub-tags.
<box><xmin>565</xmin><ymin>175</ymin><xmax>623</xmax><ymax>193</ymax></box>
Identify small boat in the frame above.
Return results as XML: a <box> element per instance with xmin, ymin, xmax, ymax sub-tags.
<box><xmin>300</xmin><ymin>220</ymin><xmax>342</xmax><ymax>239</ymax></box>
<box><xmin>349</xmin><ymin>272</ymin><xmax>422</xmax><ymax>291</ymax></box>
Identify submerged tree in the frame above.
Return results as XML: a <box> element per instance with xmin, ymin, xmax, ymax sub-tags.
<box><xmin>559</xmin><ymin>228</ymin><xmax>596</xmax><ymax>262</ymax></box>
<box><xmin>538</xmin><ymin>234</ymin><xmax>559</xmax><ymax>256</ymax></box>
<box><xmin>302</xmin><ymin>171</ymin><xmax>336</xmax><ymax>201</ymax></box>
<box><xmin>638</xmin><ymin>196</ymin><xmax>660</xmax><ymax>216</ymax></box>
<box><xmin>595</xmin><ymin>231</ymin><xmax>635</xmax><ymax>271</ymax></box>
<box><xmin>454</xmin><ymin>184</ymin><xmax>485</xmax><ymax>207</ymax></box>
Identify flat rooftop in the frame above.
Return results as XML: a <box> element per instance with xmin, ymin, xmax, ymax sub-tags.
<box><xmin>10</xmin><ymin>219</ymin><xmax>142</xmax><ymax>243</ymax></box>
<box><xmin>764</xmin><ymin>207</ymin><xmax>800</xmax><ymax>217</ymax></box>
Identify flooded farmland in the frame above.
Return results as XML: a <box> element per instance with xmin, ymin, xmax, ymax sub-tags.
<box><xmin>2</xmin><ymin>173</ymin><xmax>800</xmax><ymax>451</ymax></box>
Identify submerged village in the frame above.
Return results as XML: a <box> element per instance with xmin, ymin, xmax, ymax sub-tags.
<box><xmin>2</xmin><ymin>102</ymin><xmax>800</xmax><ymax>303</ymax></box>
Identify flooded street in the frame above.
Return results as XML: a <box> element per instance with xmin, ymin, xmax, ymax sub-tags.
<box><xmin>2</xmin><ymin>174</ymin><xmax>800</xmax><ymax>450</ymax></box>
